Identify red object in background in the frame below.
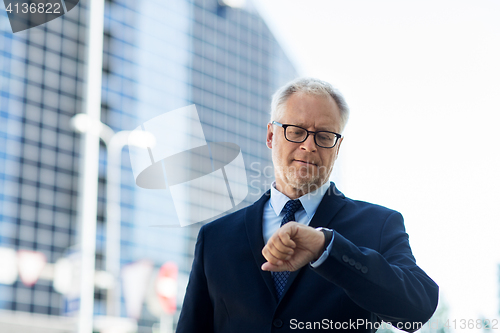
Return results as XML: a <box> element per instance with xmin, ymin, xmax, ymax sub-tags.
<box><xmin>156</xmin><ymin>262</ymin><xmax>178</xmax><ymax>314</ymax></box>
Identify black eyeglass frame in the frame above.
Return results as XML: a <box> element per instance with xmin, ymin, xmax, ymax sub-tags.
<box><xmin>271</xmin><ymin>121</ymin><xmax>342</xmax><ymax>148</ymax></box>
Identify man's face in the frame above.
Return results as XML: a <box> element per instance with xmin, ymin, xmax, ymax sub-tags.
<box><xmin>266</xmin><ymin>92</ymin><xmax>343</xmax><ymax>198</ymax></box>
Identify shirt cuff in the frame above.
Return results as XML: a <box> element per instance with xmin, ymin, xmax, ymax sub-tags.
<box><xmin>310</xmin><ymin>230</ymin><xmax>335</xmax><ymax>268</ymax></box>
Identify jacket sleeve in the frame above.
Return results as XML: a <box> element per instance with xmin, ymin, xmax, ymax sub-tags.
<box><xmin>312</xmin><ymin>211</ymin><xmax>439</xmax><ymax>332</ymax></box>
<box><xmin>176</xmin><ymin>226</ymin><xmax>214</xmax><ymax>333</ymax></box>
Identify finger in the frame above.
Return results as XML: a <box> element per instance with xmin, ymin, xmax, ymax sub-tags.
<box><xmin>262</xmin><ymin>245</ymin><xmax>285</xmax><ymax>265</ymax></box>
<box><xmin>277</xmin><ymin>231</ymin><xmax>296</xmax><ymax>250</ymax></box>
<box><xmin>265</xmin><ymin>228</ymin><xmax>295</xmax><ymax>258</ymax></box>
<box><xmin>278</xmin><ymin>225</ymin><xmax>297</xmax><ymax>248</ymax></box>
<box><xmin>261</xmin><ymin>262</ymin><xmax>288</xmax><ymax>272</ymax></box>
<box><xmin>268</xmin><ymin>236</ymin><xmax>294</xmax><ymax>258</ymax></box>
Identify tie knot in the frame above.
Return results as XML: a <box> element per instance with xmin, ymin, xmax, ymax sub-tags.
<box><xmin>283</xmin><ymin>199</ymin><xmax>302</xmax><ymax>215</ymax></box>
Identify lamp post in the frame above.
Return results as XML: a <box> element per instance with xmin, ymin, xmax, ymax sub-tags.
<box><xmin>71</xmin><ymin>114</ymin><xmax>155</xmax><ymax>320</ymax></box>
<box><xmin>77</xmin><ymin>0</ymin><xmax>105</xmax><ymax>330</ymax></box>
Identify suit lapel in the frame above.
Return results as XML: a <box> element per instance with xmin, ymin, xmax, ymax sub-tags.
<box><xmin>280</xmin><ymin>183</ymin><xmax>347</xmax><ymax>299</ymax></box>
<box><xmin>244</xmin><ymin>190</ymin><xmax>278</xmax><ymax>302</ymax></box>
<box><xmin>308</xmin><ymin>182</ymin><xmax>346</xmax><ymax>229</ymax></box>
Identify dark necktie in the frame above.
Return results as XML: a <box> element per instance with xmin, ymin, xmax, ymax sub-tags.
<box><xmin>272</xmin><ymin>199</ymin><xmax>303</xmax><ymax>299</ymax></box>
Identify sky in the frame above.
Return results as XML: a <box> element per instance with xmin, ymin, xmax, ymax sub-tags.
<box><xmin>253</xmin><ymin>0</ymin><xmax>500</xmax><ymax>330</ymax></box>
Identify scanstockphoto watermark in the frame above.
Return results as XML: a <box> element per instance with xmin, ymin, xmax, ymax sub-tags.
<box><xmin>289</xmin><ymin>319</ymin><xmax>423</xmax><ymax>331</ymax></box>
<box><xmin>248</xmin><ymin>161</ymin><xmax>344</xmax><ymax>197</ymax></box>
<box><xmin>129</xmin><ymin>105</ymin><xmax>249</xmax><ymax>227</ymax></box>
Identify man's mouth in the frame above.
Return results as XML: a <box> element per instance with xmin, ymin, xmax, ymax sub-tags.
<box><xmin>293</xmin><ymin>159</ymin><xmax>317</xmax><ymax>166</ymax></box>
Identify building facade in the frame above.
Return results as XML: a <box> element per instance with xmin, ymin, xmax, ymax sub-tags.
<box><xmin>0</xmin><ymin>0</ymin><xmax>297</xmax><ymax>331</ymax></box>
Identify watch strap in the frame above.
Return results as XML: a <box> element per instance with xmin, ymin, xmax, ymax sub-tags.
<box><xmin>316</xmin><ymin>227</ymin><xmax>333</xmax><ymax>253</ymax></box>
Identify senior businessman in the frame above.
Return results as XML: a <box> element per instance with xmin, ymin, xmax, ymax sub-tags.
<box><xmin>176</xmin><ymin>77</ymin><xmax>439</xmax><ymax>332</ymax></box>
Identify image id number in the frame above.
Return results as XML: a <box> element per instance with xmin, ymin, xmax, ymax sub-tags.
<box><xmin>6</xmin><ymin>2</ymin><xmax>62</xmax><ymax>14</ymax></box>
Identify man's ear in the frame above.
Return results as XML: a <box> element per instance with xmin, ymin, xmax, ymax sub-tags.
<box><xmin>266</xmin><ymin>123</ymin><xmax>273</xmax><ymax>149</ymax></box>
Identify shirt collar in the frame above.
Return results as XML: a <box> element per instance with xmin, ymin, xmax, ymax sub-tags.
<box><xmin>269</xmin><ymin>181</ymin><xmax>331</xmax><ymax>219</ymax></box>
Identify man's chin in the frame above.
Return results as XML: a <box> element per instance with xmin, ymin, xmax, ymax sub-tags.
<box><xmin>286</xmin><ymin>176</ymin><xmax>322</xmax><ymax>193</ymax></box>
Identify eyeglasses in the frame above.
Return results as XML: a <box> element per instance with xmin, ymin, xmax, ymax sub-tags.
<box><xmin>271</xmin><ymin>121</ymin><xmax>342</xmax><ymax>148</ymax></box>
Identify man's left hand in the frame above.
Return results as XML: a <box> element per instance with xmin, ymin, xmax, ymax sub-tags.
<box><xmin>261</xmin><ymin>222</ymin><xmax>324</xmax><ymax>272</ymax></box>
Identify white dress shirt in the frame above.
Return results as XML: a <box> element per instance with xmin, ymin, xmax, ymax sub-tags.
<box><xmin>262</xmin><ymin>181</ymin><xmax>335</xmax><ymax>267</ymax></box>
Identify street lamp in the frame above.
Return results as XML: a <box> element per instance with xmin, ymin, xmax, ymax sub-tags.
<box><xmin>71</xmin><ymin>113</ymin><xmax>155</xmax><ymax>319</ymax></box>
<box><xmin>77</xmin><ymin>0</ymin><xmax>105</xmax><ymax>329</ymax></box>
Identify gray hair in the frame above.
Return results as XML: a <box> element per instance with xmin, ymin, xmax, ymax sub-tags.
<box><xmin>270</xmin><ymin>77</ymin><xmax>350</xmax><ymax>132</ymax></box>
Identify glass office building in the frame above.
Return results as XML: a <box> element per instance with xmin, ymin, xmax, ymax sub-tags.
<box><xmin>0</xmin><ymin>0</ymin><xmax>297</xmax><ymax>331</ymax></box>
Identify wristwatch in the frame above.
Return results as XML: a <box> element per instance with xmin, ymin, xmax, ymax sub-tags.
<box><xmin>315</xmin><ymin>227</ymin><xmax>333</xmax><ymax>253</ymax></box>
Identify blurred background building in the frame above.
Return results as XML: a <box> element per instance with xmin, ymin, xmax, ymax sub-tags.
<box><xmin>0</xmin><ymin>0</ymin><xmax>297</xmax><ymax>331</ymax></box>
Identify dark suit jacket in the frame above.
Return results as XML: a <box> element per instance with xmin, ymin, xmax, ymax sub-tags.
<box><xmin>177</xmin><ymin>183</ymin><xmax>438</xmax><ymax>332</ymax></box>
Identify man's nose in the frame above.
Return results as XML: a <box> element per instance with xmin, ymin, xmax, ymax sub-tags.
<box><xmin>300</xmin><ymin>133</ymin><xmax>317</xmax><ymax>152</ymax></box>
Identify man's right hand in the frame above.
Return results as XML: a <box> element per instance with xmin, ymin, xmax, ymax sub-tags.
<box><xmin>261</xmin><ymin>222</ymin><xmax>324</xmax><ymax>272</ymax></box>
